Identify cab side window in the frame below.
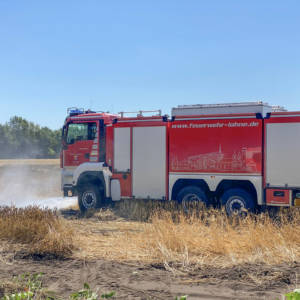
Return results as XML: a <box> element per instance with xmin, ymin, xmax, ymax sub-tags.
<box><xmin>67</xmin><ymin>122</ymin><xmax>97</xmax><ymax>144</ymax></box>
<box><xmin>88</xmin><ymin>123</ymin><xmax>97</xmax><ymax>140</ymax></box>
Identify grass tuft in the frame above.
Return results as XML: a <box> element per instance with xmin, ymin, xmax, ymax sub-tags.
<box><xmin>75</xmin><ymin>199</ymin><xmax>300</xmax><ymax>269</ymax></box>
<box><xmin>0</xmin><ymin>206</ymin><xmax>74</xmax><ymax>257</ymax></box>
<box><xmin>135</xmin><ymin>207</ymin><xmax>300</xmax><ymax>267</ymax></box>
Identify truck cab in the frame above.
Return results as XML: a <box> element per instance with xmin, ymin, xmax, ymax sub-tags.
<box><xmin>61</xmin><ymin>108</ymin><xmax>116</xmax><ymax>210</ymax></box>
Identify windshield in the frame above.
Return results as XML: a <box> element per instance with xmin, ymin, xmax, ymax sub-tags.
<box><xmin>67</xmin><ymin>122</ymin><xmax>97</xmax><ymax>144</ymax></box>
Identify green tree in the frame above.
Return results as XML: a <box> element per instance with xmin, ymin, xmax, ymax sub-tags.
<box><xmin>0</xmin><ymin>116</ymin><xmax>61</xmax><ymax>159</ymax></box>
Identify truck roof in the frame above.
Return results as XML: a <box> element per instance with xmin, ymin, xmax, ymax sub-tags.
<box><xmin>65</xmin><ymin>102</ymin><xmax>295</xmax><ymax>124</ymax></box>
<box><xmin>172</xmin><ymin>101</ymin><xmax>287</xmax><ymax>117</ymax></box>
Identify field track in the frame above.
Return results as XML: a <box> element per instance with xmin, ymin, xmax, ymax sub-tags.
<box><xmin>1</xmin><ymin>207</ymin><xmax>299</xmax><ymax>299</ymax></box>
<box><xmin>0</xmin><ymin>161</ymin><xmax>299</xmax><ymax>299</ymax></box>
<box><xmin>0</xmin><ymin>159</ymin><xmax>59</xmax><ymax>166</ymax></box>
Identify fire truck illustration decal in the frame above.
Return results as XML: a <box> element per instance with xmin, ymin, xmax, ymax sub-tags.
<box><xmin>171</xmin><ymin>144</ymin><xmax>259</xmax><ymax>172</ymax></box>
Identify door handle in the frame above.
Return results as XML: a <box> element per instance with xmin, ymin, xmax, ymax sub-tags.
<box><xmin>84</xmin><ymin>153</ymin><xmax>90</xmax><ymax>159</ymax></box>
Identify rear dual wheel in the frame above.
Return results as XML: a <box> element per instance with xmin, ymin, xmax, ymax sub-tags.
<box><xmin>176</xmin><ymin>186</ymin><xmax>208</xmax><ymax>210</ymax></box>
<box><xmin>176</xmin><ymin>186</ymin><xmax>256</xmax><ymax>216</ymax></box>
<box><xmin>221</xmin><ymin>188</ymin><xmax>256</xmax><ymax>216</ymax></box>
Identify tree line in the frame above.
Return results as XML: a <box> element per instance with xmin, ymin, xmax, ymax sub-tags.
<box><xmin>0</xmin><ymin>116</ymin><xmax>61</xmax><ymax>159</ymax></box>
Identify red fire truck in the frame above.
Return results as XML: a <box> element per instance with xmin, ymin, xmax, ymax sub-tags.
<box><xmin>61</xmin><ymin>102</ymin><xmax>300</xmax><ymax>215</ymax></box>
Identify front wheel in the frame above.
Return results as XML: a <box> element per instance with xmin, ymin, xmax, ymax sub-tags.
<box><xmin>78</xmin><ymin>184</ymin><xmax>102</xmax><ymax>212</ymax></box>
<box><xmin>221</xmin><ymin>188</ymin><xmax>256</xmax><ymax>216</ymax></box>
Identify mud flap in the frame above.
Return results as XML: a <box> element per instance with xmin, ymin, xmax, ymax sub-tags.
<box><xmin>111</xmin><ymin>179</ymin><xmax>121</xmax><ymax>201</ymax></box>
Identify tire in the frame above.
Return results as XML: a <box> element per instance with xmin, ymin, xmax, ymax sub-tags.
<box><xmin>176</xmin><ymin>186</ymin><xmax>208</xmax><ymax>210</ymax></box>
<box><xmin>221</xmin><ymin>188</ymin><xmax>256</xmax><ymax>216</ymax></box>
<box><xmin>78</xmin><ymin>184</ymin><xmax>102</xmax><ymax>212</ymax></box>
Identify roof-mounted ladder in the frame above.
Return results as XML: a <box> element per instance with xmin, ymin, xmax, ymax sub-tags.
<box><xmin>172</xmin><ymin>101</ymin><xmax>287</xmax><ymax>117</ymax></box>
<box><xmin>118</xmin><ymin>110</ymin><xmax>162</xmax><ymax>118</ymax></box>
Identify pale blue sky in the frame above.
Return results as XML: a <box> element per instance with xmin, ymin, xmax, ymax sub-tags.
<box><xmin>0</xmin><ymin>1</ymin><xmax>299</xmax><ymax>129</ymax></box>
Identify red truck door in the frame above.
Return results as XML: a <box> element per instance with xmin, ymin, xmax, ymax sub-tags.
<box><xmin>63</xmin><ymin>121</ymin><xmax>98</xmax><ymax>167</ymax></box>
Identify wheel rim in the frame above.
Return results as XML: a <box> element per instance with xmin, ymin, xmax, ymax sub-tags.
<box><xmin>82</xmin><ymin>191</ymin><xmax>97</xmax><ymax>208</ymax></box>
<box><xmin>182</xmin><ymin>193</ymin><xmax>203</xmax><ymax>210</ymax></box>
<box><xmin>228</xmin><ymin>198</ymin><xmax>246</xmax><ymax>215</ymax></box>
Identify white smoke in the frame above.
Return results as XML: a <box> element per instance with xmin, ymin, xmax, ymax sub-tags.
<box><xmin>12</xmin><ymin>196</ymin><xmax>77</xmax><ymax>209</ymax></box>
<box><xmin>0</xmin><ymin>162</ymin><xmax>77</xmax><ymax>209</ymax></box>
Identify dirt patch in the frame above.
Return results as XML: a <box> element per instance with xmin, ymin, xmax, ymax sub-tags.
<box><xmin>0</xmin><ymin>254</ymin><xmax>297</xmax><ymax>299</ymax></box>
<box><xmin>0</xmin><ymin>162</ymin><xmax>298</xmax><ymax>299</ymax></box>
<box><xmin>1</xmin><ymin>210</ymin><xmax>297</xmax><ymax>299</ymax></box>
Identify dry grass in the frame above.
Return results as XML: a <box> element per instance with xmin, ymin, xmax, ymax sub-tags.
<box><xmin>136</xmin><ymin>208</ymin><xmax>300</xmax><ymax>268</ymax></box>
<box><xmin>1</xmin><ymin>199</ymin><xmax>299</xmax><ymax>270</ymax></box>
<box><xmin>72</xmin><ymin>212</ymin><xmax>145</xmax><ymax>261</ymax></box>
<box><xmin>0</xmin><ymin>206</ymin><xmax>74</xmax><ymax>257</ymax></box>
<box><xmin>0</xmin><ymin>159</ymin><xmax>59</xmax><ymax>166</ymax></box>
<box><xmin>74</xmin><ymin>202</ymin><xmax>300</xmax><ymax>269</ymax></box>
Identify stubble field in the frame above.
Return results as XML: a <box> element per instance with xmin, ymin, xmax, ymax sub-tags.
<box><xmin>0</xmin><ymin>159</ymin><xmax>299</xmax><ymax>299</ymax></box>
